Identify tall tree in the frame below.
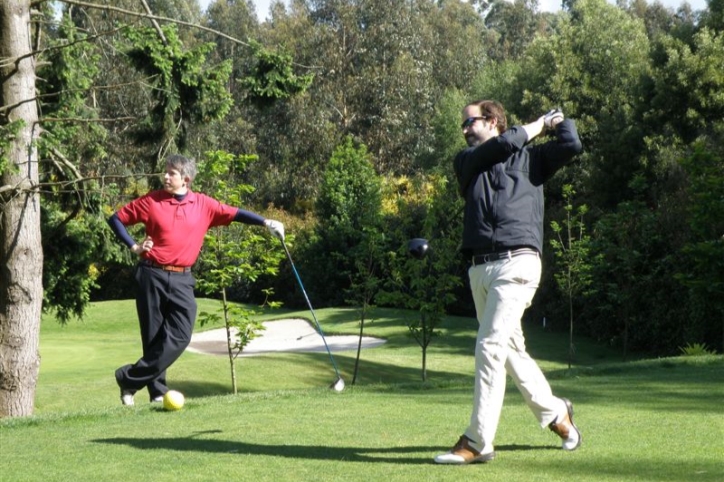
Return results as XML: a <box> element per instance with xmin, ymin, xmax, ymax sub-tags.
<box><xmin>122</xmin><ymin>23</ymin><xmax>234</xmax><ymax>166</ymax></box>
<box><xmin>427</xmin><ymin>0</ymin><xmax>488</xmax><ymax>91</ymax></box>
<box><xmin>677</xmin><ymin>143</ymin><xmax>724</xmax><ymax>352</ymax></box>
<box><xmin>514</xmin><ymin>0</ymin><xmax>651</xmax><ymax>207</ymax></box>
<box><xmin>196</xmin><ymin>0</ymin><xmax>261</xmax><ymax>155</ymax></box>
<box><xmin>307</xmin><ymin>136</ymin><xmax>382</xmax><ymax>304</ymax></box>
<box><xmin>644</xmin><ymin>28</ymin><xmax>724</xmax><ymax>145</ymax></box>
<box><xmin>38</xmin><ymin>14</ymin><xmax>113</xmax><ymax>323</ymax></box>
<box><xmin>0</xmin><ymin>0</ymin><xmax>44</xmax><ymax>417</ymax></box>
<box><xmin>484</xmin><ymin>0</ymin><xmax>548</xmax><ymax>61</ymax></box>
<box><xmin>703</xmin><ymin>0</ymin><xmax>724</xmax><ymax>33</ymax></box>
<box><xmin>252</xmin><ymin>0</ymin><xmax>486</xmax><ymax>193</ymax></box>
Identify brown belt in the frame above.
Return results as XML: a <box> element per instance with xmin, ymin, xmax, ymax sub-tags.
<box><xmin>142</xmin><ymin>260</ymin><xmax>191</xmax><ymax>273</ymax></box>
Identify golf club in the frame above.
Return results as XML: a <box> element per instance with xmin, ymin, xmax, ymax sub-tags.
<box><xmin>279</xmin><ymin>238</ymin><xmax>345</xmax><ymax>392</ymax></box>
<box><xmin>408</xmin><ymin>237</ymin><xmax>430</xmax><ymax>260</ymax></box>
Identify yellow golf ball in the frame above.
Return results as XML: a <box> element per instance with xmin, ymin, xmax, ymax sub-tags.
<box><xmin>163</xmin><ymin>390</ymin><xmax>185</xmax><ymax>411</ymax></box>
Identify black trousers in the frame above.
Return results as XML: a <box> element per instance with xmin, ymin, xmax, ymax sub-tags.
<box><xmin>115</xmin><ymin>264</ymin><xmax>197</xmax><ymax>399</ymax></box>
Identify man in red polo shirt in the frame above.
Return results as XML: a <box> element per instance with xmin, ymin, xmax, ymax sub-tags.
<box><xmin>107</xmin><ymin>154</ymin><xmax>284</xmax><ymax>406</ymax></box>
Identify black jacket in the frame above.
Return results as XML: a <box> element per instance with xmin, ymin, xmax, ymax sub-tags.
<box><xmin>454</xmin><ymin>119</ymin><xmax>583</xmax><ymax>256</ymax></box>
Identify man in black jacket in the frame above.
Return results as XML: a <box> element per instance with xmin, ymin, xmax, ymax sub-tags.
<box><xmin>434</xmin><ymin>100</ymin><xmax>583</xmax><ymax>465</ymax></box>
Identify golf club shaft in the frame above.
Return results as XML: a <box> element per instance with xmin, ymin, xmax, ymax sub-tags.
<box><xmin>280</xmin><ymin>239</ymin><xmax>342</xmax><ymax>379</ymax></box>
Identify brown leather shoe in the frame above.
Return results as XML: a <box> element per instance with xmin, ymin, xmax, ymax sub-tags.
<box><xmin>433</xmin><ymin>435</ymin><xmax>496</xmax><ymax>464</ymax></box>
<box><xmin>549</xmin><ymin>398</ymin><xmax>582</xmax><ymax>450</ymax></box>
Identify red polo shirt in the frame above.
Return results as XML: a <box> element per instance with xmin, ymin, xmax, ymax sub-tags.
<box><xmin>116</xmin><ymin>190</ymin><xmax>238</xmax><ymax>267</ymax></box>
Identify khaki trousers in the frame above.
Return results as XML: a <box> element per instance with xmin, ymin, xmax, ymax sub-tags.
<box><xmin>464</xmin><ymin>253</ymin><xmax>565</xmax><ymax>453</ymax></box>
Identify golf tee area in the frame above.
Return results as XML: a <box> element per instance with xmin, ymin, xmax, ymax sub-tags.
<box><xmin>1</xmin><ymin>299</ymin><xmax>722</xmax><ymax>482</ymax></box>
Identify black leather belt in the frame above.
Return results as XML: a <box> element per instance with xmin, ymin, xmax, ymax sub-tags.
<box><xmin>471</xmin><ymin>248</ymin><xmax>538</xmax><ymax>266</ymax></box>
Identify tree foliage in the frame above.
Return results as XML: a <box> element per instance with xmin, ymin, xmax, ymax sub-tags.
<box><xmin>304</xmin><ymin>136</ymin><xmax>382</xmax><ymax>305</ymax></box>
<box><xmin>241</xmin><ymin>40</ymin><xmax>314</xmax><ymax>108</ymax></box>
<box><xmin>123</xmin><ymin>23</ymin><xmax>234</xmax><ymax>159</ymax></box>
<box><xmin>676</xmin><ymin>142</ymin><xmax>724</xmax><ymax>351</ymax></box>
<box><xmin>35</xmin><ymin>15</ymin><xmax>115</xmax><ymax>323</ymax></box>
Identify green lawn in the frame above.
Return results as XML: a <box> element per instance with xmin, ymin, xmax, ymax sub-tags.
<box><xmin>1</xmin><ymin>299</ymin><xmax>722</xmax><ymax>482</ymax></box>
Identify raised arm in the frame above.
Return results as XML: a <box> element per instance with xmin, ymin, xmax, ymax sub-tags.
<box><xmin>454</xmin><ymin>126</ymin><xmax>529</xmax><ymax>195</ymax></box>
<box><xmin>530</xmin><ymin>115</ymin><xmax>583</xmax><ymax>184</ymax></box>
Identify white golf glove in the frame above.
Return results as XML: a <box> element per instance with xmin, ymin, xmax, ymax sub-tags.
<box><xmin>544</xmin><ymin>108</ymin><xmax>564</xmax><ymax>129</ymax></box>
<box><xmin>264</xmin><ymin>219</ymin><xmax>285</xmax><ymax>241</ymax></box>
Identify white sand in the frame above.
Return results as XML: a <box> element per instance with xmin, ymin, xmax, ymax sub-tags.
<box><xmin>187</xmin><ymin>318</ymin><xmax>386</xmax><ymax>357</ymax></box>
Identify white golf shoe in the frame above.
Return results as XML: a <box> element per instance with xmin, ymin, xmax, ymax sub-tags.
<box><xmin>434</xmin><ymin>435</ymin><xmax>496</xmax><ymax>464</ymax></box>
<box><xmin>549</xmin><ymin>398</ymin><xmax>582</xmax><ymax>450</ymax></box>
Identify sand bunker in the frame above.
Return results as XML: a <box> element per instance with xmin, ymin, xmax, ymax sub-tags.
<box><xmin>187</xmin><ymin>318</ymin><xmax>386</xmax><ymax>356</ymax></box>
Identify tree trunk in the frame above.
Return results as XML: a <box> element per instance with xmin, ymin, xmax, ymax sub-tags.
<box><xmin>568</xmin><ymin>286</ymin><xmax>574</xmax><ymax>370</ymax></box>
<box><xmin>222</xmin><ymin>289</ymin><xmax>237</xmax><ymax>395</ymax></box>
<box><xmin>0</xmin><ymin>0</ymin><xmax>44</xmax><ymax>418</ymax></box>
<box><xmin>421</xmin><ymin>345</ymin><xmax>427</xmax><ymax>382</ymax></box>
<box><xmin>352</xmin><ymin>307</ymin><xmax>366</xmax><ymax>385</ymax></box>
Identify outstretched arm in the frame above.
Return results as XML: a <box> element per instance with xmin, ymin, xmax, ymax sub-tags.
<box><xmin>233</xmin><ymin>209</ymin><xmax>285</xmax><ymax>241</ymax></box>
<box><xmin>234</xmin><ymin>209</ymin><xmax>265</xmax><ymax>225</ymax></box>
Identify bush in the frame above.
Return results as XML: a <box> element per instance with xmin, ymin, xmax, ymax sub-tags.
<box><xmin>679</xmin><ymin>343</ymin><xmax>716</xmax><ymax>357</ymax></box>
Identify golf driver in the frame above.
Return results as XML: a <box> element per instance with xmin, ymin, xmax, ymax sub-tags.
<box><xmin>279</xmin><ymin>238</ymin><xmax>345</xmax><ymax>392</ymax></box>
<box><xmin>407</xmin><ymin>238</ymin><xmax>430</xmax><ymax>260</ymax></box>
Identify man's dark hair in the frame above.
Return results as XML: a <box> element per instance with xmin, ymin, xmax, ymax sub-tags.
<box><xmin>467</xmin><ymin>100</ymin><xmax>507</xmax><ymax>133</ymax></box>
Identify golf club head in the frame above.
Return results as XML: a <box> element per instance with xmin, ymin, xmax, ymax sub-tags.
<box><xmin>330</xmin><ymin>377</ymin><xmax>345</xmax><ymax>392</ymax></box>
<box><xmin>407</xmin><ymin>238</ymin><xmax>430</xmax><ymax>260</ymax></box>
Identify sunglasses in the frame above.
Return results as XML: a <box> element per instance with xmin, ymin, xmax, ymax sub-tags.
<box><xmin>461</xmin><ymin>116</ymin><xmax>488</xmax><ymax>129</ymax></box>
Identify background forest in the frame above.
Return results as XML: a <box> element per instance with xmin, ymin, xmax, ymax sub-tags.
<box><xmin>2</xmin><ymin>0</ymin><xmax>723</xmax><ymax>385</ymax></box>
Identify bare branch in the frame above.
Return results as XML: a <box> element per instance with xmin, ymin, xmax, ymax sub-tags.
<box><xmin>59</xmin><ymin>0</ymin><xmax>252</xmax><ymax>47</ymax></box>
<box><xmin>138</xmin><ymin>0</ymin><xmax>167</xmax><ymax>45</ymax></box>
<box><xmin>40</xmin><ymin>116</ymin><xmax>138</xmax><ymax>123</ymax></box>
<box><xmin>2</xmin><ymin>74</ymin><xmax>155</xmax><ymax>116</ymax></box>
<box><xmin>48</xmin><ymin>147</ymin><xmax>82</xmax><ymax>180</ymax></box>
<box><xmin>0</xmin><ymin>96</ymin><xmax>37</xmax><ymax>115</ymax></box>
<box><xmin>0</xmin><ymin>26</ymin><xmax>127</xmax><ymax>70</ymax></box>
<box><xmin>0</xmin><ymin>172</ymin><xmax>163</xmax><ymax>198</ymax></box>
<box><xmin>0</xmin><ymin>176</ymin><xmax>37</xmax><ymax>199</ymax></box>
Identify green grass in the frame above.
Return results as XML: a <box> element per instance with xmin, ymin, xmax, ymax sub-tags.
<box><xmin>1</xmin><ymin>299</ymin><xmax>723</xmax><ymax>482</ymax></box>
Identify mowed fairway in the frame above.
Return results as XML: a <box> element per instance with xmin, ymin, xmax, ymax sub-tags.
<box><xmin>1</xmin><ymin>300</ymin><xmax>722</xmax><ymax>482</ymax></box>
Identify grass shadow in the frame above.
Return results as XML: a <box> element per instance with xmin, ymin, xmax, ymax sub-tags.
<box><xmin>93</xmin><ymin>435</ymin><xmax>556</xmax><ymax>464</ymax></box>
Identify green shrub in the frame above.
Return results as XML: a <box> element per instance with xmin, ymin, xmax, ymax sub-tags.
<box><xmin>679</xmin><ymin>342</ymin><xmax>716</xmax><ymax>357</ymax></box>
